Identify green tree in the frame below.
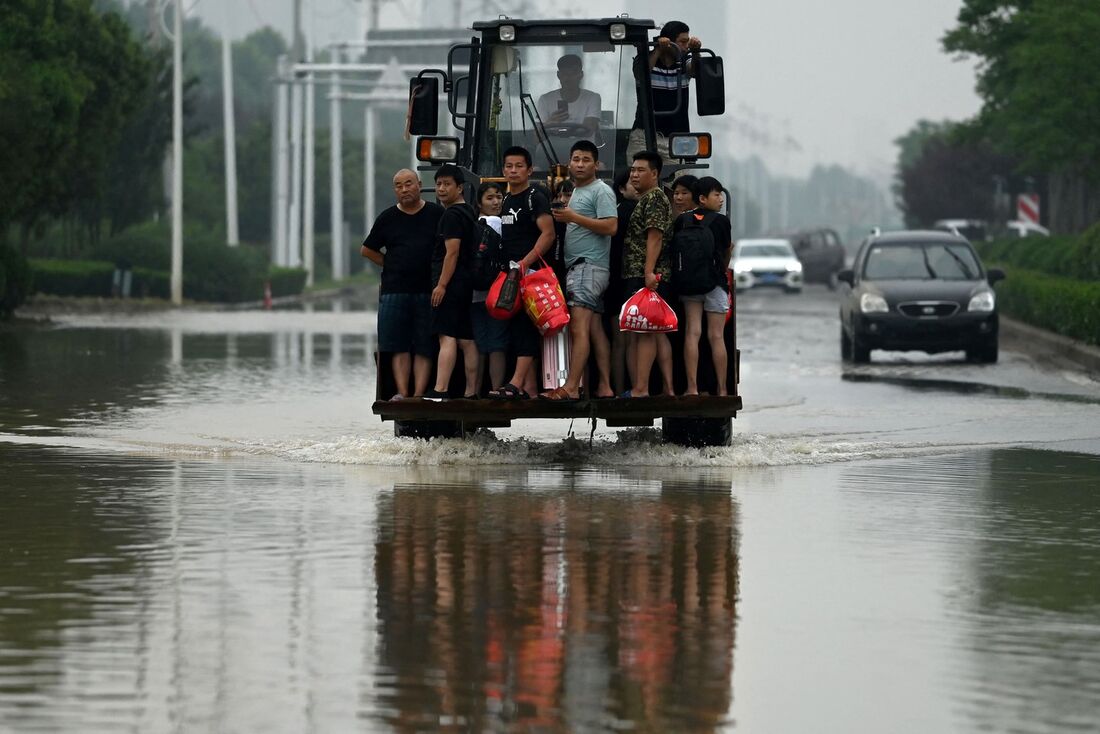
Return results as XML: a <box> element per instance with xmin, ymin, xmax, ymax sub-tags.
<box><xmin>0</xmin><ymin>1</ymin><xmax>149</xmax><ymax>248</ymax></box>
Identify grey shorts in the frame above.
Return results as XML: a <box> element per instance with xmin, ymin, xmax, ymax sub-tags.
<box><xmin>566</xmin><ymin>261</ymin><xmax>610</xmax><ymax>313</ymax></box>
<box><xmin>680</xmin><ymin>285</ymin><xmax>730</xmax><ymax>314</ymax></box>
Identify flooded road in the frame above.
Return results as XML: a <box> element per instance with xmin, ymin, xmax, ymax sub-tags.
<box><xmin>2</xmin><ymin>286</ymin><xmax>1099</xmax><ymax>732</ymax></box>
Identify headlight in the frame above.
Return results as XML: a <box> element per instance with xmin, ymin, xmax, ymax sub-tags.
<box><xmin>498</xmin><ymin>25</ymin><xmax>516</xmax><ymax>42</ymax></box>
<box><xmin>968</xmin><ymin>291</ymin><xmax>995</xmax><ymax>312</ymax></box>
<box><xmin>733</xmin><ymin>262</ymin><xmax>752</xmax><ymax>274</ymax></box>
<box><xmin>860</xmin><ymin>293</ymin><xmax>889</xmax><ymax>313</ymax></box>
<box><xmin>609</xmin><ymin>23</ymin><xmax>627</xmax><ymax>41</ymax></box>
<box><xmin>786</xmin><ymin>262</ymin><xmax>803</xmax><ymax>273</ymax></box>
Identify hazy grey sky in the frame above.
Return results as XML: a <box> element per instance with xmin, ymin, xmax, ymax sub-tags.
<box><xmin>197</xmin><ymin>0</ymin><xmax>981</xmax><ymax>182</ymax></box>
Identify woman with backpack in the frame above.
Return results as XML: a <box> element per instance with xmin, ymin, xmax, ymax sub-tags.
<box><xmin>671</xmin><ymin>176</ymin><xmax>732</xmax><ymax>396</ymax></box>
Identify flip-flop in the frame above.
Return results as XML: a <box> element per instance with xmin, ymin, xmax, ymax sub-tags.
<box><xmin>488</xmin><ymin>383</ymin><xmax>528</xmax><ymax>400</ymax></box>
<box><xmin>538</xmin><ymin>386</ymin><xmax>579</xmax><ymax>401</ymax></box>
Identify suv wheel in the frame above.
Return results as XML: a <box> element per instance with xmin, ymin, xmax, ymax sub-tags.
<box><xmin>850</xmin><ymin>327</ymin><xmax>871</xmax><ymax>364</ymax></box>
<box><xmin>967</xmin><ymin>338</ymin><xmax>998</xmax><ymax>364</ymax></box>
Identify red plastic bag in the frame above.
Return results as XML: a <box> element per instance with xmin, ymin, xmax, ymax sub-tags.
<box><xmin>619</xmin><ymin>286</ymin><xmax>678</xmax><ymax>333</ymax></box>
<box><xmin>521</xmin><ymin>260</ymin><xmax>570</xmax><ymax>336</ymax></box>
<box><xmin>486</xmin><ymin>267</ymin><xmax>522</xmax><ymax>320</ymax></box>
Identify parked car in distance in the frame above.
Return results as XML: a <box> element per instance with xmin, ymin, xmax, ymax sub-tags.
<box><xmin>731</xmin><ymin>238</ymin><xmax>803</xmax><ymax>293</ymax></box>
<box><xmin>837</xmin><ymin>230</ymin><xmax>1005</xmax><ymax>364</ymax></box>
<box><xmin>933</xmin><ymin>218</ymin><xmax>990</xmax><ymax>242</ymax></box>
<box><xmin>1004</xmin><ymin>220</ymin><xmax>1050</xmax><ymax>238</ymax></box>
<box><xmin>784</xmin><ymin>228</ymin><xmax>847</xmax><ymax>286</ymax></box>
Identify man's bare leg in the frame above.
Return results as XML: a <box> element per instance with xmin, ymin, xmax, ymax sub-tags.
<box><xmin>610</xmin><ymin>327</ymin><xmax>627</xmax><ymax>395</ymax></box>
<box><xmin>460</xmin><ymin>339</ymin><xmax>480</xmax><ymax>396</ymax></box>
<box><xmin>433</xmin><ymin>336</ymin><xmax>457</xmax><ymax>393</ymax></box>
<box><xmin>632</xmin><ymin>333</ymin><xmax>658</xmax><ymax>397</ymax></box>
<box><xmin>391</xmin><ymin>352</ymin><xmax>411</xmax><ymax>398</ymax></box>
<box><xmin>589</xmin><ymin>315</ymin><xmax>613</xmax><ymax>397</ymax></box>
<box><xmin>488</xmin><ymin>351</ymin><xmax>506</xmax><ymax>391</ymax></box>
<box><xmin>412</xmin><ymin>354</ymin><xmax>432</xmax><ymax>397</ymax></box>
<box><xmin>657</xmin><ymin>334</ymin><xmax>675</xmax><ymax>396</ymax></box>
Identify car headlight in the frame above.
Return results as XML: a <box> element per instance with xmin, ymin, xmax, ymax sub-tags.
<box><xmin>733</xmin><ymin>262</ymin><xmax>752</xmax><ymax>274</ymax></box>
<box><xmin>786</xmin><ymin>262</ymin><xmax>803</xmax><ymax>273</ymax></box>
<box><xmin>968</xmin><ymin>291</ymin><xmax>995</xmax><ymax>312</ymax></box>
<box><xmin>860</xmin><ymin>293</ymin><xmax>889</xmax><ymax>313</ymax></box>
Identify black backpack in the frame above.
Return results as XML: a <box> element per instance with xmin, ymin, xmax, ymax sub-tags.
<box><xmin>470</xmin><ymin>213</ymin><xmax>506</xmax><ymax>290</ymax></box>
<box><xmin>669</xmin><ymin>210</ymin><xmax>719</xmax><ymax>295</ymax></box>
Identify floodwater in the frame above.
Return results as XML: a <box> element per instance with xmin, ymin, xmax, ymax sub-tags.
<box><xmin>1</xmin><ymin>287</ymin><xmax>1099</xmax><ymax>732</ymax></box>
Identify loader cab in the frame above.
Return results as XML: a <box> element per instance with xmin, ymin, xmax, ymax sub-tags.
<box><xmin>408</xmin><ymin>18</ymin><xmax>725</xmax><ymax>182</ymax></box>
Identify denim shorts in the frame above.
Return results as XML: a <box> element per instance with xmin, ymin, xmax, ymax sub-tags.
<box><xmin>470</xmin><ymin>303</ymin><xmax>509</xmax><ymax>354</ymax></box>
<box><xmin>680</xmin><ymin>285</ymin><xmax>730</xmax><ymax>314</ymax></box>
<box><xmin>566</xmin><ymin>261</ymin><xmax>610</xmax><ymax>313</ymax></box>
<box><xmin>377</xmin><ymin>292</ymin><xmax>436</xmax><ymax>356</ymax></box>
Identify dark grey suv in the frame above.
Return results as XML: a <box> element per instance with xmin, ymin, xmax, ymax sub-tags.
<box><xmin>837</xmin><ymin>230</ymin><xmax>1005</xmax><ymax>363</ymax></box>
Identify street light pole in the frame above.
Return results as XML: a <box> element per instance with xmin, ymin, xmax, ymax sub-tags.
<box><xmin>221</xmin><ymin>9</ymin><xmax>239</xmax><ymax>246</ymax></box>
<box><xmin>170</xmin><ymin>0</ymin><xmax>183</xmax><ymax>304</ymax></box>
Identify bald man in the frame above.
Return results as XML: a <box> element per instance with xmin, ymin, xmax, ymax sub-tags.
<box><xmin>362</xmin><ymin>169</ymin><xmax>445</xmax><ymax>400</ymax></box>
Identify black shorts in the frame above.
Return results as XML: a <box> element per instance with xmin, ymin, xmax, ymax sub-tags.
<box><xmin>508</xmin><ymin>311</ymin><xmax>541</xmax><ymax>357</ymax></box>
<box><xmin>431</xmin><ymin>282</ymin><xmax>474</xmax><ymax>340</ymax></box>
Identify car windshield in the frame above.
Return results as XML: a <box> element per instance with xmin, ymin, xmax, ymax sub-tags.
<box><xmin>739</xmin><ymin>244</ymin><xmax>793</xmax><ymax>258</ymax></box>
<box><xmin>863</xmin><ymin>243</ymin><xmax>982</xmax><ymax>281</ymax></box>
<box><xmin>478</xmin><ymin>42</ymin><xmax>639</xmax><ymax>177</ymax></box>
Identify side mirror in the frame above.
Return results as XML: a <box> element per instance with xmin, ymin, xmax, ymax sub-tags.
<box><xmin>837</xmin><ymin>269</ymin><xmax>854</xmax><ymax>287</ymax></box>
<box><xmin>408</xmin><ymin>77</ymin><xmax>439</xmax><ymax>135</ymax></box>
<box><xmin>987</xmin><ymin>267</ymin><xmax>1005</xmax><ymax>285</ymax></box>
<box><xmin>695</xmin><ymin>54</ymin><xmax>725</xmax><ymax>116</ymax></box>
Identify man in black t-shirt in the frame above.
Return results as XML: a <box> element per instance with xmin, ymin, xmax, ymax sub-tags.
<box><xmin>361</xmin><ymin>168</ymin><xmax>443</xmax><ymax>400</ymax></box>
<box><xmin>488</xmin><ymin>146</ymin><xmax>556</xmax><ymax>400</ymax></box>
<box><xmin>423</xmin><ymin>165</ymin><xmax>480</xmax><ymax>401</ymax></box>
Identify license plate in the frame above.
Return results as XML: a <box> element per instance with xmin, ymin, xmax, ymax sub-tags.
<box><xmin>760</xmin><ymin>274</ymin><xmax>780</xmax><ymax>284</ymax></box>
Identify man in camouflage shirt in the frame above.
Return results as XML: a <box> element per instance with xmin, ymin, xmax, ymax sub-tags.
<box><xmin>621</xmin><ymin>150</ymin><xmax>675</xmax><ymax>398</ymax></box>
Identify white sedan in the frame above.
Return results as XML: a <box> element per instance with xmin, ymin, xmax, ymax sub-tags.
<box><xmin>730</xmin><ymin>238</ymin><xmax>803</xmax><ymax>293</ymax></box>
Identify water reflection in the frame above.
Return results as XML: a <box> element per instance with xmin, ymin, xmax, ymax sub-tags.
<box><xmin>961</xmin><ymin>449</ymin><xmax>1100</xmax><ymax>733</ymax></box>
<box><xmin>373</xmin><ymin>472</ymin><xmax>739</xmax><ymax>731</ymax></box>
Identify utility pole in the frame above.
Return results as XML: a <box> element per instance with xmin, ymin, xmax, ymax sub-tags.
<box><xmin>170</xmin><ymin>0</ymin><xmax>183</xmax><ymax>304</ymax></box>
<box><xmin>221</xmin><ymin>3</ymin><xmax>239</xmax><ymax>246</ymax></box>
<box><xmin>274</xmin><ymin>56</ymin><xmax>291</xmax><ymax>266</ymax></box>
<box><xmin>303</xmin><ymin>1</ymin><xmax>316</xmax><ymax>286</ymax></box>
<box><xmin>288</xmin><ymin>0</ymin><xmax>304</xmax><ymax>267</ymax></box>
<box><xmin>330</xmin><ymin>47</ymin><xmax>344</xmax><ymax>280</ymax></box>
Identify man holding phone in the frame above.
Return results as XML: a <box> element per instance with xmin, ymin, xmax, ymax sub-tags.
<box><xmin>536</xmin><ymin>54</ymin><xmax>602</xmax><ymax>137</ymax></box>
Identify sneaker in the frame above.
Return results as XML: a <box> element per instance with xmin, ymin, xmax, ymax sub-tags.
<box><xmin>422</xmin><ymin>389</ymin><xmax>449</xmax><ymax>402</ymax></box>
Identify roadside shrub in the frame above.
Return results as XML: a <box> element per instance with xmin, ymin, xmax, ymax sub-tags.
<box><xmin>977</xmin><ymin>224</ymin><xmax>1100</xmax><ymax>281</ymax></box>
<box><xmin>268</xmin><ymin>267</ymin><xmax>309</xmax><ymax>298</ymax></box>
<box><xmin>995</xmin><ymin>267</ymin><xmax>1100</xmax><ymax>345</ymax></box>
<box><xmin>30</xmin><ymin>259</ymin><xmax>115</xmax><ymax>297</ymax></box>
<box><xmin>132</xmin><ymin>267</ymin><xmax>170</xmax><ymax>299</ymax></box>
<box><xmin>1</xmin><ymin>244</ymin><xmax>33</xmax><ymax>316</ymax></box>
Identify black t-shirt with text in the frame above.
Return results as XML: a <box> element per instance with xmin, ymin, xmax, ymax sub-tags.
<box><xmin>362</xmin><ymin>202</ymin><xmax>444</xmax><ymax>294</ymax></box>
<box><xmin>430</xmin><ymin>202</ymin><xmax>478</xmax><ymax>288</ymax></box>
<box><xmin>500</xmin><ymin>186</ymin><xmax>552</xmax><ymax>264</ymax></box>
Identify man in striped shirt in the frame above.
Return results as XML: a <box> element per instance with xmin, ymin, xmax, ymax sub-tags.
<box><xmin>626</xmin><ymin>20</ymin><xmax>703</xmax><ymax>162</ymax></box>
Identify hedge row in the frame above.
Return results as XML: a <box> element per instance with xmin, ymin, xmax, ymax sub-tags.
<box><xmin>976</xmin><ymin>223</ymin><xmax>1100</xmax><ymax>281</ymax></box>
<box><xmin>995</xmin><ymin>267</ymin><xmax>1100</xmax><ymax>345</ymax></box>
<box><xmin>1</xmin><ymin>244</ymin><xmax>32</xmax><ymax>317</ymax></box>
<box><xmin>29</xmin><ymin>258</ymin><xmax>305</xmax><ymax>303</ymax></box>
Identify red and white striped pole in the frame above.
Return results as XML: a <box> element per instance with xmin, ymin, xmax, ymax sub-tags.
<box><xmin>1016</xmin><ymin>192</ymin><xmax>1040</xmax><ymax>225</ymax></box>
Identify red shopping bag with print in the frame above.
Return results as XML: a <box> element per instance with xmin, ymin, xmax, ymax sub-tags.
<box><xmin>520</xmin><ymin>259</ymin><xmax>570</xmax><ymax>336</ymax></box>
<box><xmin>619</xmin><ymin>284</ymin><xmax>678</xmax><ymax>333</ymax></box>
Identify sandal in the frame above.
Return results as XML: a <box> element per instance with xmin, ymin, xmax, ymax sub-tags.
<box><xmin>488</xmin><ymin>383</ymin><xmax>529</xmax><ymax>400</ymax></box>
<box><xmin>538</xmin><ymin>386</ymin><xmax>579</xmax><ymax>401</ymax></box>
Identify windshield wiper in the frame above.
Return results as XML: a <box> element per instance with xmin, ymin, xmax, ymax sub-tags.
<box><xmin>920</xmin><ymin>246</ymin><xmax>938</xmax><ymax>279</ymax></box>
<box><xmin>941</xmin><ymin>246</ymin><xmax>975</xmax><ymax>279</ymax></box>
<box><xmin>519</xmin><ymin>93</ymin><xmax>561</xmax><ymax>167</ymax></box>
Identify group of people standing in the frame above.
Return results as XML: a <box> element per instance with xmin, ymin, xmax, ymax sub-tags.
<box><xmin>360</xmin><ymin>17</ymin><xmax>731</xmax><ymax>402</ymax></box>
<box><xmin>361</xmin><ymin>142</ymin><xmax>732</xmax><ymax>403</ymax></box>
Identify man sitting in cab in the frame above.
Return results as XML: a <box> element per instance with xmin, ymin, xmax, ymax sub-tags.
<box><xmin>536</xmin><ymin>54</ymin><xmax>602</xmax><ymax>140</ymax></box>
